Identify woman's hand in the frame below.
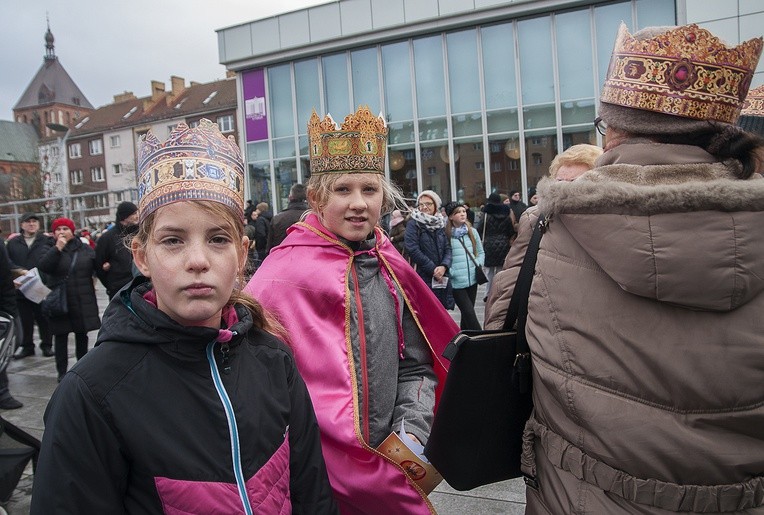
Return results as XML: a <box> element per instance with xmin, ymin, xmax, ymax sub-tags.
<box><xmin>433</xmin><ymin>265</ymin><xmax>446</xmax><ymax>280</ymax></box>
<box><xmin>55</xmin><ymin>235</ymin><xmax>68</xmax><ymax>251</ymax></box>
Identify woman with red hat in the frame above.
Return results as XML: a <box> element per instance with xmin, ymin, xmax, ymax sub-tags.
<box><xmin>37</xmin><ymin>217</ymin><xmax>100</xmax><ymax>381</ymax></box>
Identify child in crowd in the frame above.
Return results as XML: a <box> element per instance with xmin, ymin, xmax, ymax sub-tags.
<box><xmin>443</xmin><ymin>201</ymin><xmax>485</xmax><ymax>331</ymax></box>
<box><xmin>246</xmin><ymin>107</ymin><xmax>458</xmax><ymax>514</ymax></box>
<box><xmin>31</xmin><ymin>120</ymin><xmax>336</xmax><ymax>514</ymax></box>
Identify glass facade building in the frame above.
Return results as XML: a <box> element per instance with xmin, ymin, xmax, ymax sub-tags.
<box><xmin>223</xmin><ymin>0</ymin><xmax>676</xmax><ymax>211</ymax></box>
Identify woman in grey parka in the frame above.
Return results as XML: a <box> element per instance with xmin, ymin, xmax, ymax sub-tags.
<box><xmin>521</xmin><ymin>24</ymin><xmax>764</xmax><ymax>514</ymax></box>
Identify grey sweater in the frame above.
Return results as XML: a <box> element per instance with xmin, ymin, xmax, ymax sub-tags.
<box><xmin>347</xmin><ymin>236</ymin><xmax>437</xmax><ymax>448</ymax></box>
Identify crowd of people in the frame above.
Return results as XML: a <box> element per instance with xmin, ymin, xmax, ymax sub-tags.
<box><xmin>0</xmin><ymin>19</ymin><xmax>760</xmax><ymax>515</ymax></box>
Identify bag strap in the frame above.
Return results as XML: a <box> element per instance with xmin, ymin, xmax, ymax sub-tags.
<box><xmin>458</xmin><ymin>237</ymin><xmax>480</xmax><ymax>268</ymax></box>
<box><xmin>502</xmin><ymin>214</ymin><xmax>546</xmax><ymax>335</ymax></box>
<box><xmin>62</xmin><ymin>251</ymin><xmax>78</xmax><ymax>282</ymax></box>
<box><xmin>458</xmin><ymin>236</ymin><xmax>482</xmax><ymax>285</ymax></box>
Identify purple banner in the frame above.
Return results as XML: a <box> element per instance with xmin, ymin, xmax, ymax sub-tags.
<box><xmin>242</xmin><ymin>68</ymin><xmax>268</xmax><ymax>142</ymax></box>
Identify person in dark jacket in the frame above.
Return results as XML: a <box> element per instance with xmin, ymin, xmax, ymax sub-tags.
<box><xmin>266</xmin><ymin>183</ymin><xmax>308</xmax><ymax>253</ymax></box>
<box><xmin>388</xmin><ymin>209</ymin><xmax>408</xmax><ymax>257</ymax></box>
<box><xmin>6</xmin><ymin>213</ymin><xmax>54</xmax><ymax>358</ymax></box>
<box><xmin>479</xmin><ymin>193</ymin><xmax>515</xmax><ymax>298</ymax></box>
<box><xmin>0</xmin><ymin>237</ymin><xmax>23</xmax><ymax>409</ymax></box>
<box><xmin>253</xmin><ymin>202</ymin><xmax>271</xmax><ymax>262</ymax></box>
<box><xmin>38</xmin><ymin>217</ymin><xmax>101</xmax><ymax>381</ymax></box>
<box><xmin>404</xmin><ymin>190</ymin><xmax>454</xmax><ymax>310</ymax></box>
<box><xmin>95</xmin><ymin>201</ymin><xmax>139</xmax><ymax>299</ymax></box>
<box><xmin>31</xmin><ymin>119</ymin><xmax>336</xmax><ymax>514</ymax></box>
<box><xmin>507</xmin><ymin>190</ymin><xmax>528</xmax><ymax>222</ymax></box>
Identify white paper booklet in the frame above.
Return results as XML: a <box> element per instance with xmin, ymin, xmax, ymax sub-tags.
<box><xmin>14</xmin><ymin>268</ymin><xmax>51</xmax><ymax>304</ymax></box>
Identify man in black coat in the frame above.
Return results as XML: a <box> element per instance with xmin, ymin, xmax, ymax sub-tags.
<box><xmin>266</xmin><ymin>184</ymin><xmax>308</xmax><ymax>254</ymax></box>
<box><xmin>6</xmin><ymin>213</ymin><xmax>54</xmax><ymax>359</ymax></box>
<box><xmin>95</xmin><ymin>202</ymin><xmax>139</xmax><ymax>299</ymax></box>
<box><xmin>0</xmin><ymin>237</ymin><xmax>23</xmax><ymax>408</ymax></box>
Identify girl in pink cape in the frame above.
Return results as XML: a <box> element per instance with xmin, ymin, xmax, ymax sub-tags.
<box><xmin>245</xmin><ymin>107</ymin><xmax>458</xmax><ymax>514</ymax></box>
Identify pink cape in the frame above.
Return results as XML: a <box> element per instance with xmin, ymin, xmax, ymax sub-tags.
<box><xmin>245</xmin><ymin>213</ymin><xmax>457</xmax><ymax>514</ymax></box>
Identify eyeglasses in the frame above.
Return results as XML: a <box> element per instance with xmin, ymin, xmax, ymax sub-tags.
<box><xmin>418</xmin><ymin>202</ymin><xmax>434</xmax><ymax>208</ymax></box>
<box><xmin>594</xmin><ymin>116</ymin><xmax>607</xmax><ymax>136</ymax></box>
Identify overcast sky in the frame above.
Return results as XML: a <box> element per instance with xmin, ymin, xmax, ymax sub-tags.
<box><xmin>1</xmin><ymin>0</ymin><xmax>331</xmax><ymax>120</ymax></box>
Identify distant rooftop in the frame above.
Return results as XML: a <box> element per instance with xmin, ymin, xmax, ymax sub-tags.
<box><xmin>13</xmin><ymin>25</ymin><xmax>93</xmax><ymax>111</ymax></box>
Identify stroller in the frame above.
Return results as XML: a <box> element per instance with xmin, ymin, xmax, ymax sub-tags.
<box><xmin>0</xmin><ymin>312</ymin><xmax>41</xmax><ymax>505</ymax></box>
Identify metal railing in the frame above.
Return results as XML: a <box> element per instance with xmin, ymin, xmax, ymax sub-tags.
<box><xmin>0</xmin><ymin>188</ymin><xmax>138</xmax><ymax>235</ymax></box>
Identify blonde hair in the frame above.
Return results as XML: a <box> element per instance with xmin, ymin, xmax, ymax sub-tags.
<box><xmin>444</xmin><ymin>206</ymin><xmax>478</xmax><ymax>257</ymax></box>
<box><xmin>306</xmin><ymin>172</ymin><xmax>406</xmax><ymax>217</ymax></box>
<box><xmin>130</xmin><ymin>201</ymin><xmax>285</xmax><ymax>337</ymax></box>
<box><xmin>548</xmin><ymin>144</ymin><xmax>603</xmax><ymax>178</ymax></box>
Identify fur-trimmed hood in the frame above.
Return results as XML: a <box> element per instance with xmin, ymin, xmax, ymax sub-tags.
<box><xmin>536</xmin><ymin>148</ymin><xmax>764</xmax><ymax>312</ymax></box>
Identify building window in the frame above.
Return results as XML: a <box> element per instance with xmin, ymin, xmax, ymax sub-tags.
<box><xmin>189</xmin><ymin>120</ymin><xmax>199</xmax><ymax>128</ymax></box>
<box><xmin>91</xmin><ymin>167</ymin><xmax>105</xmax><ymax>182</ymax></box>
<box><xmin>115</xmin><ymin>191</ymin><xmax>124</xmax><ymax>202</ymax></box>
<box><xmin>69</xmin><ymin>143</ymin><xmax>81</xmax><ymax>158</ymax></box>
<box><xmin>70</xmin><ymin>169</ymin><xmax>83</xmax><ymax>185</ymax></box>
<box><xmin>53</xmin><ymin>172</ymin><xmax>62</xmax><ymax>183</ymax></box>
<box><xmin>475</xmin><ymin>161</ymin><xmax>485</xmax><ymax>170</ymax></box>
<box><xmin>89</xmin><ymin>139</ymin><xmax>103</xmax><ymax>155</ymax></box>
<box><xmin>218</xmin><ymin>115</ymin><xmax>234</xmax><ymax>133</ymax></box>
<box><xmin>532</xmin><ymin>153</ymin><xmax>543</xmax><ymax>165</ymax></box>
<box><xmin>492</xmin><ymin>161</ymin><xmax>502</xmax><ymax>172</ymax></box>
<box><xmin>110</xmin><ymin>135</ymin><xmax>121</xmax><ymax>148</ymax></box>
<box><xmin>50</xmin><ymin>146</ymin><xmax>59</xmax><ymax>157</ymax></box>
<box><xmin>93</xmin><ymin>194</ymin><xmax>108</xmax><ymax>208</ymax></box>
<box><xmin>112</xmin><ymin>164</ymin><xmax>122</xmax><ymax>175</ymax></box>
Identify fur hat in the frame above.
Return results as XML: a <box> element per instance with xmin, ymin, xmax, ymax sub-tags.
<box><xmin>418</xmin><ymin>190</ymin><xmax>442</xmax><ymax>210</ymax></box>
<box><xmin>115</xmin><ymin>201</ymin><xmax>138</xmax><ymax>223</ymax></box>
<box><xmin>444</xmin><ymin>201</ymin><xmax>463</xmax><ymax>217</ymax></box>
<box><xmin>51</xmin><ymin>218</ymin><xmax>75</xmax><ymax>233</ymax></box>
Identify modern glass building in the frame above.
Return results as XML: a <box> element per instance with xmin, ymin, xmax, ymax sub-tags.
<box><xmin>216</xmin><ymin>0</ymin><xmax>758</xmax><ymax>211</ymax></box>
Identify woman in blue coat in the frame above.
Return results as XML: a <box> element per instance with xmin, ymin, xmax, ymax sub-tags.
<box><xmin>444</xmin><ymin>202</ymin><xmax>484</xmax><ymax>330</ymax></box>
<box><xmin>404</xmin><ymin>190</ymin><xmax>453</xmax><ymax>310</ymax></box>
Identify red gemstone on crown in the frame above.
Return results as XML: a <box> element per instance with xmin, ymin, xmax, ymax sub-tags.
<box><xmin>686</xmin><ymin>32</ymin><xmax>696</xmax><ymax>43</ymax></box>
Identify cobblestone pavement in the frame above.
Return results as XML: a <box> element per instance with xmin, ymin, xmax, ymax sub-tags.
<box><xmin>3</xmin><ymin>282</ymin><xmax>526</xmax><ymax>514</ymax></box>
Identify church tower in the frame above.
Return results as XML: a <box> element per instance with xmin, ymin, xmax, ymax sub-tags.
<box><xmin>13</xmin><ymin>21</ymin><xmax>94</xmax><ymax>139</ymax></box>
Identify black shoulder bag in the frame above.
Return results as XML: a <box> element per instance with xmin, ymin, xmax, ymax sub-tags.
<box><xmin>457</xmin><ymin>237</ymin><xmax>488</xmax><ymax>285</ymax></box>
<box><xmin>41</xmin><ymin>251</ymin><xmax>78</xmax><ymax>318</ymax></box>
<box><xmin>424</xmin><ymin>215</ymin><xmax>546</xmax><ymax>491</ymax></box>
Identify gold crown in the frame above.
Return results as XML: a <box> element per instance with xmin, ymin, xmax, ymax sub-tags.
<box><xmin>137</xmin><ymin>119</ymin><xmax>245</xmax><ymax>221</ymax></box>
<box><xmin>308</xmin><ymin>106</ymin><xmax>387</xmax><ymax>174</ymax></box>
<box><xmin>601</xmin><ymin>23</ymin><xmax>763</xmax><ymax>124</ymax></box>
<box><xmin>742</xmin><ymin>84</ymin><xmax>764</xmax><ymax>116</ymax></box>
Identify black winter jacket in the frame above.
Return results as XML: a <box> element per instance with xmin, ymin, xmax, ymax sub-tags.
<box><xmin>6</xmin><ymin>232</ymin><xmax>54</xmax><ymax>296</ymax></box>
<box><xmin>31</xmin><ymin>278</ymin><xmax>337</xmax><ymax>514</ymax></box>
<box><xmin>480</xmin><ymin>203</ymin><xmax>515</xmax><ymax>267</ymax></box>
<box><xmin>37</xmin><ymin>238</ymin><xmax>101</xmax><ymax>335</ymax></box>
<box><xmin>95</xmin><ymin>222</ymin><xmax>138</xmax><ymax>298</ymax></box>
<box><xmin>267</xmin><ymin>201</ymin><xmax>308</xmax><ymax>253</ymax></box>
<box><xmin>0</xmin><ymin>242</ymin><xmax>18</xmax><ymax>316</ymax></box>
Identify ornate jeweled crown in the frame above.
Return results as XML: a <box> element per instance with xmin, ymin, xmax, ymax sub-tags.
<box><xmin>601</xmin><ymin>23</ymin><xmax>763</xmax><ymax>124</ymax></box>
<box><xmin>136</xmin><ymin>119</ymin><xmax>245</xmax><ymax>221</ymax></box>
<box><xmin>308</xmin><ymin>106</ymin><xmax>387</xmax><ymax>174</ymax></box>
<box><xmin>742</xmin><ymin>84</ymin><xmax>764</xmax><ymax>117</ymax></box>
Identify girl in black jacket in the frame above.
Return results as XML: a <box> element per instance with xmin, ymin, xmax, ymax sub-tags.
<box><xmin>31</xmin><ymin>120</ymin><xmax>336</xmax><ymax>514</ymax></box>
